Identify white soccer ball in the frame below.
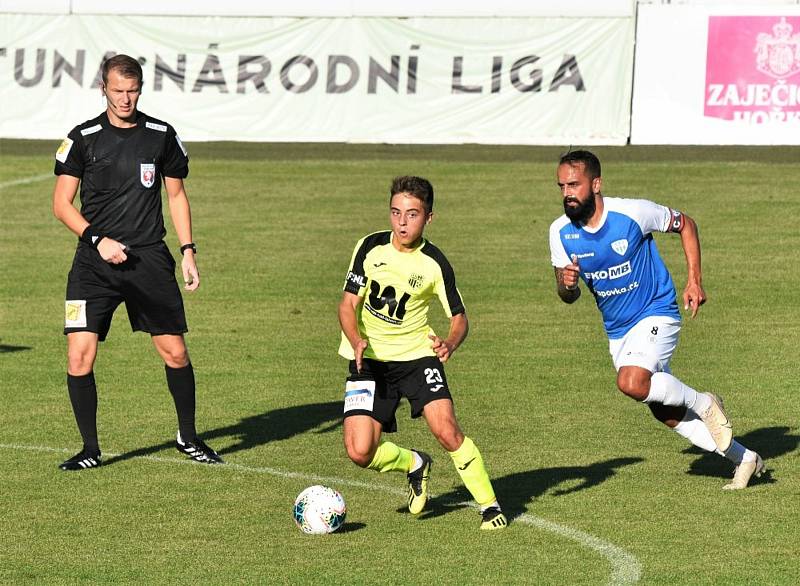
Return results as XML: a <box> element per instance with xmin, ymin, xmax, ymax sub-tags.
<box><xmin>293</xmin><ymin>485</ymin><xmax>347</xmax><ymax>534</ymax></box>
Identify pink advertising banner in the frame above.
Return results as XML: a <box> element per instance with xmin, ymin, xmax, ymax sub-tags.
<box><xmin>705</xmin><ymin>16</ymin><xmax>800</xmax><ymax>124</ymax></box>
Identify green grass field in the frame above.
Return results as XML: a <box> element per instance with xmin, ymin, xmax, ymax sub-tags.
<box><xmin>1</xmin><ymin>140</ymin><xmax>798</xmax><ymax>585</ymax></box>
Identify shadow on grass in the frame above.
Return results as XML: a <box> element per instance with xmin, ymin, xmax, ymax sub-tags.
<box><xmin>335</xmin><ymin>522</ymin><xmax>366</xmax><ymax>534</ymax></box>
<box><xmin>413</xmin><ymin>457</ymin><xmax>644</xmax><ymax>523</ymax></box>
<box><xmin>0</xmin><ymin>343</ymin><xmax>31</xmax><ymax>353</ymax></box>
<box><xmin>103</xmin><ymin>401</ymin><xmax>342</xmax><ymax>466</ymax></box>
<box><xmin>683</xmin><ymin>425</ymin><xmax>797</xmax><ymax>486</ymax></box>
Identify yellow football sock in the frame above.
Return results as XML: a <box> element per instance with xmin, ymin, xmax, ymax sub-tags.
<box><xmin>449</xmin><ymin>436</ymin><xmax>497</xmax><ymax>507</ymax></box>
<box><xmin>367</xmin><ymin>440</ymin><xmax>414</xmax><ymax>473</ymax></box>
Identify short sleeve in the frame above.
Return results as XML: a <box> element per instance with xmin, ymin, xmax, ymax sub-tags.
<box><xmin>161</xmin><ymin>126</ymin><xmax>189</xmax><ymax>179</ymax></box>
<box><xmin>342</xmin><ymin>237</ymin><xmax>369</xmax><ymax>296</ymax></box>
<box><xmin>625</xmin><ymin>199</ymin><xmax>673</xmax><ymax>235</ymax></box>
<box><xmin>433</xmin><ymin>261</ymin><xmax>465</xmax><ymax>318</ymax></box>
<box><xmin>425</xmin><ymin>247</ymin><xmax>464</xmax><ymax>318</ymax></box>
<box><xmin>53</xmin><ymin>128</ymin><xmax>85</xmax><ymax>178</ymax></box>
<box><xmin>549</xmin><ymin>220</ymin><xmax>571</xmax><ymax>268</ymax></box>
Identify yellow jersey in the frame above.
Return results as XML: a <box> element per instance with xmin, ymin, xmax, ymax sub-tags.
<box><xmin>338</xmin><ymin>231</ymin><xmax>465</xmax><ymax>362</ymax></box>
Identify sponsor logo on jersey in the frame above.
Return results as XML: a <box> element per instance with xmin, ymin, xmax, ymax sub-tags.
<box><xmin>347</xmin><ymin>271</ymin><xmax>366</xmax><ymax>288</ymax></box>
<box><xmin>584</xmin><ymin>260</ymin><xmax>631</xmax><ymax>281</ymax></box>
<box><xmin>80</xmin><ymin>124</ymin><xmax>102</xmax><ymax>136</ymax></box>
<box><xmin>145</xmin><ymin>121</ymin><xmax>167</xmax><ymax>132</ymax></box>
<box><xmin>595</xmin><ymin>280</ymin><xmax>639</xmax><ymax>298</ymax></box>
<box><xmin>564</xmin><ymin>233</ymin><xmax>580</xmax><ymax>240</ymax></box>
<box><xmin>140</xmin><ymin>163</ymin><xmax>156</xmax><ymax>188</ymax></box>
<box><xmin>575</xmin><ymin>252</ymin><xmax>594</xmax><ymax>259</ymax></box>
<box><xmin>611</xmin><ymin>239</ymin><xmax>628</xmax><ymax>256</ymax></box>
<box><xmin>55</xmin><ymin>138</ymin><xmax>73</xmax><ymax>163</ymax></box>
<box><xmin>364</xmin><ymin>303</ymin><xmax>403</xmax><ymax>325</ymax></box>
<box><xmin>367</xmin><ymin>280</ymin><xmax>410</xmax><ymax>325</ymax></box>
<box><xmin>408</xmin><ymin>273</ymin><xmax>424</xmax><ymax>289</ymax></box>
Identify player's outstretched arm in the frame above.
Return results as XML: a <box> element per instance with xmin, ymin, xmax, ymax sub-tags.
<box><xmin>676</xmin><ymin>214</ymin><xmax>706</xmax><ymax>318</ymax></box>
<box><xmin>338</xmin><ymin>291</ymin><xmax>368</xmax><ymax>372</ymax></box>
<box><xmin>429</xmin><ymin>312</ymin><xmax>468</xmax><ymax>363</ymax></box>
<box><xmin>165</xmin><ymin>177</ymin><xmax>199</xmax><ymax>291</ymax></box>
<box><xmin>554</xmin><ymin>255</ymin><xmax>582</xmax><ymax>304</ymax></box>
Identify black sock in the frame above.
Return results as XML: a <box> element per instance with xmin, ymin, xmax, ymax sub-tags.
<box><xmin>165</xmin><ymin>363</ymin><xmax>197</xmax><ymax>442</ymax></box>
<box><xmin>66</xmin><ymin>372</ymin><xmax>99</xmax><ymax>454</ymax></box>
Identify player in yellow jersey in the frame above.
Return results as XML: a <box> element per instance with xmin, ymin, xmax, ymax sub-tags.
<box><xmin>338</xmin><ymin>176</ymin><xmax>506</xmax><ymax>530</ymax></box>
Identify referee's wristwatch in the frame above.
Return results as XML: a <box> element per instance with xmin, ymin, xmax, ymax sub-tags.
<box><xmin>180</xmin><ymin>242</ymin><xmax>197</xmax><ymax>255</ymax></box>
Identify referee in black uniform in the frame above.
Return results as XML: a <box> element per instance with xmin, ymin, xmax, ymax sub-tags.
<box><xmin>52</xmin><ymin>54</ymin><xmax>221</xmax><ymax>470</ymax></box>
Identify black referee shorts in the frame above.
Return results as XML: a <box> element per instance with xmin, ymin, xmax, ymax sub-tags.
<box><xmin>64</xmin><ymin>241</ymin><xmax>187</xmax><ymax>341</ymax></box>
<box><xmin>343</xmin><ymin>356</ymin><xmax>453</xmax><ymax>433</ymax></box>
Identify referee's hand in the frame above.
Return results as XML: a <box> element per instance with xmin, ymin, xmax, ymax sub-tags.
<box><xmin>181</xmin><ymin>253</ymin><xmax>200</xmax><ymax>291</ymax></box>
<box><xmin>97</xmin><ymin>238</ymin><xmax>128</xmax><ymax>265</ymax></box>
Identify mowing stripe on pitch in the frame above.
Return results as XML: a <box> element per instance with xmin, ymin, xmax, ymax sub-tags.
<box><xmin>0</xmin><ymin>173</ymin><xmax>52</xmax><ymax>190</ymax></box>
<box><xmin>1</xmin><ymin>443</ymin><xmax>641</xmax><ymax>585</ymax></box>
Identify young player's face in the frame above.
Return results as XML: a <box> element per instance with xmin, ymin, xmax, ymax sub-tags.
<box><xmin>103</xmin><ymin>69</ymin><xmax>141</xmax><ymax>125</ymax></box>
<box><xmin>557</xmin><ymin>162</ymin><xmax>600</xmax><ymax>223</ymax></box>
<box><xmin>390</xmin><ymin>193</ymin><xmax>431</xmax><ymax>252</ymax></box>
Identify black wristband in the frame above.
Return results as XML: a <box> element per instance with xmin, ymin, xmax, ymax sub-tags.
<box><xmin>180</xmin><ymin>242</ymin><xmax>197</xmax><ymax>255</ymax></box>
<box><xmin>80</xmin><ymin>226</ymin><xmax>105</xmax><ymax>248</ymax></box>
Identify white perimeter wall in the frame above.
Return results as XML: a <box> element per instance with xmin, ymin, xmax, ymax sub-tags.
<box><xmin>4</xmin><ymin>1</ymin><xmax>800</xmax><ymax>144</ymax></box>
<box><xmin>0</xmin><ymin>6</ymin><xmax>635</xmax><ymax>144</ymax></box>
<box><xmin>0</xmin><ymin>0</ymin><xmax>635</xmax><ymax>17</ymax></box>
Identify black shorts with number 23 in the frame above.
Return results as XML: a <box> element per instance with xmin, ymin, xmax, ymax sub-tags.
<box><xmin>343</xmin><ymin>356</ymin><xmax>452</xmax><ymax>433</ymax></box>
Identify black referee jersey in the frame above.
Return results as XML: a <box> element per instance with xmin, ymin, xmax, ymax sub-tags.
<box><xmin>54</xmin><ymin>111</ymin><xmax>189</xmax><ymax>248</ymax></box>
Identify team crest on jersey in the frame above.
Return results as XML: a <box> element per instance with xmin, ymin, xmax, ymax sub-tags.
<box><xmin>408</xmin><ymin>273</ymin><xmax>425</xmax><ymax>289</ymax></box>
<box><xmin>140</xmin><ymin>163</ymin><xmax>156</xmax><ymax>188</ymax></box>
<box><xmin>611</xmin><ymin>239</ymin><xmax>628</xmax><ymax>256</ymax></box>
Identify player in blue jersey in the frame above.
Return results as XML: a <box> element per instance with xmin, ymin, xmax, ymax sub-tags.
<box><xmin>548</xmin><ymin>150</ymin><xmax>764</xmax><ymax>489</ymax></box>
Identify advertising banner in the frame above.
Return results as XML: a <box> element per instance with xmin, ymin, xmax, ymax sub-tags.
<box><xmin>0</xmin><ymin>14</ymin><xmax>634</xmax><ymax>144</ymax></box>
<box><xmin>705</xmin><ymin>16</ymin><xmax>800</xmax><ymax>124</ymax></box>
<box><xmin>1</xmin><ymin>0</ymin><xmax>636</xmax><ymax>17</ymax></box>
<box><xmin>632</xmin><ymin>4</ymin><xmax>800</xmax><ymax>145</ymax></box>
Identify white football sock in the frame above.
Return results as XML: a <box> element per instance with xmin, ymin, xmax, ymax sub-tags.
<box><xmin>480</xmin><ymin>500</ymin><xmax>500</xmax><ymax>513</ymax></box>
<box><xmin>646</xmin><ymin>372</ymin><xmax>711</xmax><ymax>412</ymax></box>
<box><xmin>673</xmin><ymin>411</ymin><xmax>718</xmax><ymax>452</ymax></box>
<box><xmin>409</xmin><ymin>451</ymin><xmax>423</xmax><ymax>473</ymax></box>
<box><xmin>723</xmin><ymin>441</ymin><xmax>756</xmax><ymax>466</ymax></box>
<box><xmin>673</xmin><ymin>411</ymin><xmax>754</xmax><ymax>464</ymax></box>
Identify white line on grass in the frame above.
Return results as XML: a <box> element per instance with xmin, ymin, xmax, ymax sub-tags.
<box><xmin>0</xmin><ymin>173</ymin><xmax>52</xmax><ymax>190</ymax></box>
<box><xmin>2</xmin><ymin>442</ymin><xmax>641</xmax><ymax>584</ymax></box>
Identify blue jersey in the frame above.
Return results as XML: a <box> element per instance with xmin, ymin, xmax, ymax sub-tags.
<box><xmin>549</xmin><ymin>197</ymin><xmax>683</xmax><ymax>339</ymax></box>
